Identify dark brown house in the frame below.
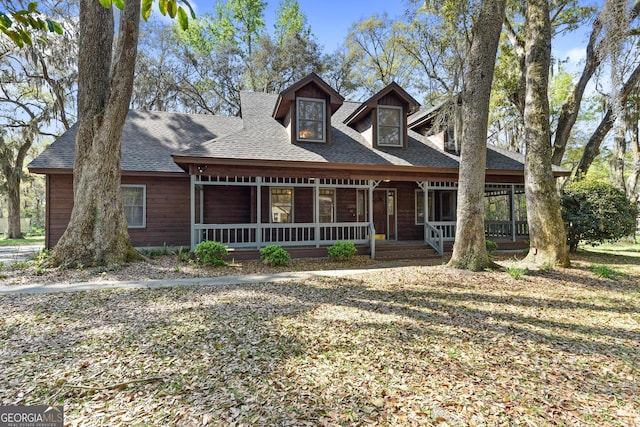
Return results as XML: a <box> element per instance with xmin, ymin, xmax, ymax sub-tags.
<box><xmin>28</xmin><ymin>73</ymin><xmax>568</xmax><ymax>259</ymax></box>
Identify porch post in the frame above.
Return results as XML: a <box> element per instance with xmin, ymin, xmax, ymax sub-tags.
<box><xmin>199</xmin><ymin>186</ymin><xmax>204</xmax><ymax>224</ymax></box>
<box><xmin>423</xmin><ymin>181</ymin><xmax>429</xmax><ymax>225</ymax></box>
<box><xmin>369</xmin><ymin>180</ymin><xmax>375</xmax><ymax>259</ymax></box>
<box><xmin>190</xmin><ymin>174</ymin><xmax>196</xmax><ymax>250</ymax></box>
<box><xmin>510</xmin><ymin>184</ymin><xmax>516</xmax><ymax>242</ymax></box>
<box><xmin>256</xmin><ymin>177</ymin><xmax>262</xmax><ymax>249</ymax></box>
<box><xmin>314</xmin><ymin>178</ymin><xmax>320</xmax><ymax>248</ymax></box>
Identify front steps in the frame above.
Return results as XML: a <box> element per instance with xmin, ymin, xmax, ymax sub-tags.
<box><xmin>374</xmin><ymin>241</ymin><xmax>442</xmax><ymax>260</ymax></box>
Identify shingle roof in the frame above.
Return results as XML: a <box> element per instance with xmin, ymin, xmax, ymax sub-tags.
<box><xmin>28</xmin><ymin>110</ymin><xmax>243</xmax><ymax>173</ymax></box>
<box><xmin>30</xmin><ymin>91</ymin><xmax>565</xmax><ymax>176</ymax></box>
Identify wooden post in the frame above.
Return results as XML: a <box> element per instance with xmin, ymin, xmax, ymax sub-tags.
<box><xmin>256</xmin><ymin>177</ymin><xmax>262</xmax><ymax>249</ymax></box>
<box><xmin>314</xmin><ymin>178</ymin><xmax>320</xmax><ymax>248</ymax></box>
<box><xmin>510</xmin><ymin>184</ymin><xmax>516</xmax><ymax>242</ymax></box>
<box><xmin>190</xmin><ymin>174</ymin><xmax>196</xmax><ymax>250</ymax></box>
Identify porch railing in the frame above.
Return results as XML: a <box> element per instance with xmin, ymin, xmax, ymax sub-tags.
<box><xmin>194</xmin><ymin>222</ymin><xmax>372</xmax><ymax>249</ymax></box>
<box><xmin>484</xmin><ymin>221</ymin><xmax>529</xmax><ymax>239</ymax></box>
<box><xmin>424</xmin><ymin>222</ymin><xmax>443</xmax><ymax>255</ymax></box>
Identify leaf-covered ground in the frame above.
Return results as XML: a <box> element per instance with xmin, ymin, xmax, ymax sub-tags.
<box><xmin>0</xmin><ymin>252</ymin><xmax>639</xmax><ymax>426</ymax></box>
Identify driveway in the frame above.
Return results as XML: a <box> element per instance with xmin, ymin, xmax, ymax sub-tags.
<box><xmin>0</xmin><ymin>245</ymin><xmax>43</xmax><ymax>266</ymax></box>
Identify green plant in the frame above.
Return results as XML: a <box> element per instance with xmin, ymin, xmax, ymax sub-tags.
<box><xmin>175</xmin><ymin>246</ymin><xmax>190</xmax><ymax>262</ymax></box>
<box><xmin>260</xmin><ymin>245</ymin><xmax>291</xmax><ymax>266</ymax></box>
<box><xmin>506</xmin><ymin>266</ymin><xmax>528</xmax><ymax>279</ymax></box>
<box><xmin>589</xmin><ymin>264</ymin><xmax>621</xmax><ymax>280</ymax></box>
<box><xmin>327</xmin><ymin>241</ymin><xmax>358</xmax><ymax>261</ymax></box>
<box><xmin>561</xmin><ymin>180</ymin><xmax>637</xmax><ymax>252</ymax></box>
<box><xmin>9</xmin><ymin>261</ymin><xmax>31</xmax><ymax>270</ymax></box>
<box><xmin>0</xmin><ymin>261</ymin><xmax>4</xmax><ymax>271</ymax></box>
<box><xmin>485</xmin><ymin>239</ymin><xmax>498</xmax><ymax>255</ymax></box>
<box><xmin>194</xmin><ymin>241</ymin><xmax>229</xmax><ymax>266</ymax></box>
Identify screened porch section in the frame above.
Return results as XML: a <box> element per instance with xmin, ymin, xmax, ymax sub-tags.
<box><xmin>189</xmin><ymin>175</ymin><xmax>529</xmax><ymax>257</ymax></box>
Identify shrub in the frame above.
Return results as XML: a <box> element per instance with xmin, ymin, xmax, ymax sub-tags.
<box><xmin>260</xmin><ymin>245</ymin><xmax>291</xmax><ymax>266</ymax></box>
<box><xmin>328</xmin><ymin>241</ymin><xmax>357</xmax><ymax>261</ymax></box>
<box><xmin>506</xmin><ymin>266</ymin><xmax>528</xmax><ymax>280</ymax></box>
<box><xmin>485</xmin><ymin>239</ymin><xmax>498</xmax><ymax>255</ymax></box>
<box><xmin>175</xmin><ymin>246</ymin><xmax>190</xmax><ymax>263</ymax></box>
<box><xmin>194</xmin><ymin>241</ymin><xmax>229</xmax><ymax>266</ymax></box>
<box><xmin>561</xmin><ymin>180</ymin><xmax>637</xmax><ymax>252</ymax></box>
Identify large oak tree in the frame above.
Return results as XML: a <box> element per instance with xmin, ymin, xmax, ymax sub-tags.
<box><xmin>448</xmin><ymin>0</ymin><xmax>506</xmax><ymax>270</ymax></box>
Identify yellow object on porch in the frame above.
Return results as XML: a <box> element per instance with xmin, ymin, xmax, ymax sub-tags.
<box><xmin>375</xmin><ymin>234</ymin><xmax>386</xmax><ymax>240</ymax></box>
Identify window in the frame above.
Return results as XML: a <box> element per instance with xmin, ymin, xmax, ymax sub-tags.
<box><xmin>271</xmin><ymin>188</ymin><xmax>293</xmax><ymax>223</ymax></box>
<box><xmin>319</xmin><ymin>189</ymin><xmax>335</xmax><ymax>222</ymax></box>
<box><xmin>377</xmin><ymin>106</ymin><xmax>402</xmax><ymax>147</ymax></box>
<box><xmin>415</xmin><ymin>190</ymin><xmax>425</xmax><ymax>224</ymax></box>
<box><xmin>122</xmin><ymin>185</ymin><xmax>146</xmax><ymax>228</ymax></box>
<box><xmin>356</xmin><ymin>189</ymin><xmax>368</xmax><ymax>222</ymax></box>
<box><xmin>297</xmin><ymin>97</ymin><xmax>325</xmax><ymax>142</ymax></box>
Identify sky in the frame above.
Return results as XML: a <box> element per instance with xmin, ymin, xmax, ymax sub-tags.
<box><xmin>187</xmin><ymin>0</ymin><xmax>600</xmax><ymax>70</ymax></box>
<box><xmin>189</xmin><ymin>0</ymin><xmax>409</xmax><ymax>52</ymax></box>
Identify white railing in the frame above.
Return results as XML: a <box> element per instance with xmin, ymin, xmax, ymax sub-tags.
<box><xmin>424</xmin><ymin>222</ymin><xmax>443</xmax><ymax>255</ymax></box>
<box><xmin>484</xmin><ymin>220</ymin><xmax>529</xmax><ymax>239</ymax></box>
<box><xmin>194</xmin><ymin>222</ymin><xmax>372</xmax><ymax>249</ymax></box>
<box><xmin>430</xmin><ymin>221</ymin><xmax>457</xmax><ymax>241</ymax></box>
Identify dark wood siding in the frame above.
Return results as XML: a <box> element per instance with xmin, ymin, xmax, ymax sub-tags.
<box><xmin>294</xmin><ymin>188</ymin><xmax>313</xmax><ymax>222</ymax></box>
<box><xmin>378</xmin><ymin>181</ymin><xmax>423</xmax><ymax>241</ymax></box>
<box><xmin>45</xmin><ymin>174</ymin><xmax>192</xmax><ymax>249</ymax></box>
<box><xmin>203</xmin><ymin>186</ymin><xmax>252</xmax><ymax>224</ymax></box>
<box><xmin>336</xmin><ymin>188</ymin><xmax>358</xmax><ymax>222</ymax></box>
<box><xmin>123</xmin><ymin>176</ymin><xmax>191</xmax><ymax>247</ymax></box>
<box><xmin>47</xmin><ymin>174</ymin><xmax>74</xmax><ymax>249</ymax></box>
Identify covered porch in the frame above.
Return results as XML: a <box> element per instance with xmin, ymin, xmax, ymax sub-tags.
<box><xmin>189</xmin><ymin>173</ymin><xmax>529</xmax><ymax>258</ymax></box>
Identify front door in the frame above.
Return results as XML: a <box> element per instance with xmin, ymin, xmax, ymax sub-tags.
<box><xmin>373</xmin><ymin>189</ymin><xmax>396</xmax><ymax>240</ymax></box>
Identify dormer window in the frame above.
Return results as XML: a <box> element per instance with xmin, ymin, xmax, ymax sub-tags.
<box><xmin>297</xmin><ymin>97</ymin><xmax>326</xmax><ymax>142</ymax></box>
<box><xmin>377</xmin><ymin>106</ymin><xmax>403</xmax><ymax>147</ymax></box>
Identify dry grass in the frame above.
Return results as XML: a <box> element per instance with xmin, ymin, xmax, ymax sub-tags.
<box><xmin>0</xmin><ymin>249</ymin><xmax>638</xmax><ymax>426</ymax></box>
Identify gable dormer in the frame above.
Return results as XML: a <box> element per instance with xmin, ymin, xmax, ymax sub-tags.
<box><xmin>272</xmin><ymin>73</ymin><xmax>344</xmax><ymax>144</ymax></box>
<box><xmin>344</xmin><ymin>82</ymin><xmax>420</xmax><ymax>149</ymax></box>
<box><xmin>408</xmin><ymin>97</ymin><xmax>461</xmax><ymax>154</ymax></box>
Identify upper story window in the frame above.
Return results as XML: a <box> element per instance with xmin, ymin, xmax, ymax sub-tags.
<box><xmin>377</xmin><ymin>105</ymin><xmax>402</xmax><ymax>147</ymax></box>
<box><xmin>297</xmin><ymin>97</ymin><xmax>326</xmax><ymax>142</ymax></box>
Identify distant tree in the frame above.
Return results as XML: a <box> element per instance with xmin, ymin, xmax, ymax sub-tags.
<box><xmin>344</xmin><ymin>14</ymin><xmax>417</xmax><ymax>96</ymax></box>
<box><xmin>561</xmin><ymin>179</ymin><xmax>637</xmax><ymax>252</ymax></box>
<box><xmin>0</xmin><ymin>0</ymin><xmax>77</xmax><ymax>238</ymax></box>
<box><xmin>273</xmin><ymin>0</ymin><xmax>310</xmax><ymax>45</ymax></box>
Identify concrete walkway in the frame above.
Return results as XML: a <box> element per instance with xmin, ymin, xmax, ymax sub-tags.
<box><xmin>0</xmin><ymin>267</ymin><xmax>387</xmax><ymax>295</ymax></box>
<box><xmin>0</xmin><ymin>245</ymin><xmax>43</xmax><ymax>267</ymax></box>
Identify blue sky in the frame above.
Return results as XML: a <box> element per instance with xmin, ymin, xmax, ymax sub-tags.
<box><xmin>187</xmin><ymin>0</ymin><xmax>601</xmax><ymax>70</ymax></box>
<box><xmin>189</xmin><ymin>0</ymin><xmax>408</xmax><ymax>51</ymax></box>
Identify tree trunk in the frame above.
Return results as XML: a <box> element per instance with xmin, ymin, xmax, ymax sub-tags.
<box><xmin>47</xmin><ymin>0</ymin><xmax>141</xmax><ymax>267</ymax></box>
<box><xmin>0</xmin><ymin>139</ymin><xmax>31</xmax><ymax>239</ymax></box>
<box><xmin>612</xmin><ymin>119</ymin><xmax>627</xmax><ymax>191</ymax></box>
<box><xmin>627</xmin><ymin>114</ymin><xmax>640</xmax><ymax>204</ymax></box>
<box><xmin>522</xmin><ymin>0</ymin><xmax>569</xmax><ymax>268</ymax></box>
<box><xmin>448</xmin><ymin>0</ymin><xmax>505</xmax><ymax>271</ymax></box>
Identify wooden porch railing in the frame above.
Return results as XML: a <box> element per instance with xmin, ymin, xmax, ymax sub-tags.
<box><xmin>194</xmin><ymin>222</ymin><xmax>372</xmax><ymax>249</ymax></box>
<box><xmin>424</xmin><ymin>222</ymin><xmax>443</xmax><ymax>255</ymax></box>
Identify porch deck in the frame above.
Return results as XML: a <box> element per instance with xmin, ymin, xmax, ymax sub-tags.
<box><xmin>225</xmin><ymin>239</ymin><xmax>528</xmax><ymax>261</ymax></box>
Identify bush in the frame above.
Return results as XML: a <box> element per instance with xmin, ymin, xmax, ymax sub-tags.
<box><xmin>561</xmin><ymin>180</ymin><xmax>637</xmax><ymax>252</ymax></box>
<box><xmin>506</xmin><ymin>266</ymin><xmax>528</xmax><ymax>280</ymax></box>
<box><xmin>328</xmin><ymin>241</ymin><xmax>357</xmax><ymax>261</ymax></box>
<box><xmin>194</xmin><ymin>241</ymin><xmax>229</xmax><ymax>266</ymax></box>
<box><xmin>485</xmin><ymin>239</ymin><xmax>498</xmax><ymax>255</ymax></box>
<box><xmin>260</xmin><ymin>245</ymin><xmax>291</xmax><ymax>266</ymax></box>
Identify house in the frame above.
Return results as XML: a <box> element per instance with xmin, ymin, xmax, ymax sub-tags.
<box><xmin>28</xmin><ymin>73</ymin><xmax>569</xmax><ymax>259</ymax></box>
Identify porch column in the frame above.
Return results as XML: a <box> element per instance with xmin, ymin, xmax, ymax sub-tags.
<box><xmin>510</xmin><ymin>184</ymin><xmax>516</xmax><ymax>242</ymax></box>
<box><xmin>190</xmin><ymin>174</ymin><xmax>196</xmax><ymax>250</ymax></box>
<box><xmin>423</xmin><ymin>182</ymin><xmax>429</xmax><ymax>225</ymax></box>
<box><xmin>256</xmin><ymin>177</ymin><xmax>262</xmax><ymax>249</ymax></box>
<box><xmin>314</xmin><ymin>178</ymin><xmax>320</xmax><ymax>248</ymax></box>
<box><xmin>199</xmin><ymin>186</ymin><xmax>204</xmax><ymax>224</ymax></box>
